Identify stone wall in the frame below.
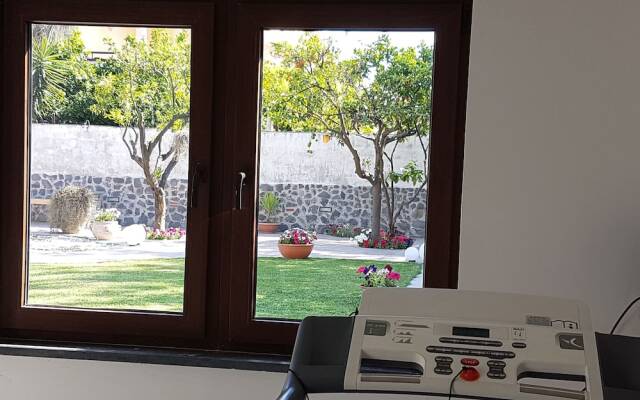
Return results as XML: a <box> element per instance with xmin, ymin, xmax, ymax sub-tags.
<box><xmin>31</xmin><ymin>175</ymin><xmax>426</xmax><ymax>236</ymax></box>
<box><xmin>30</xmin><ymin>124</ymin><xmax>428</xmax><ymax>236</ymax></box>
<box><xmin>257</xmin><ymin>184</ymin><xmax>426</xmax><ymax>237</ymax></box>
<box><xmin>30</xmin><ymin>174</ymin><xmax>188</xmax><ymax>228</ymax></box>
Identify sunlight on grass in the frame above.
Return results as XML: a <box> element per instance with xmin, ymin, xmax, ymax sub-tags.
<box><xmin>27</xmin><ymin>257</ymin><xmax>422</xmax><ymax>319</ymax></box>
<box><xmin>255</xmin><ymin>257</ymin><xmax>422</xmax><ymax>320</ymax></box>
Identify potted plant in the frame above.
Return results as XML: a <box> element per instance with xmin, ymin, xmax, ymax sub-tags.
<box><xmin>91</xmin><ymin>208</ymin><xmax>122</xmax><ymax>240</ymax></box>
<box><xmin>258</xmin><ymin>192</ymin><xmax>281</xmax><ymax>233</ymax></box>
<box><xmin>48</xmin><ymin>186</ymin><xmax>95</xmax><ymax>234</ymax></box>
<box><xmin>356</xmin><ymin>264</ymin><xmax>401</xmax><ymax>288</ymax></box>
<box><xmin>278</xmin><ymin>228</ymin><xmax>317</xmax><ymax>259</ymax></box>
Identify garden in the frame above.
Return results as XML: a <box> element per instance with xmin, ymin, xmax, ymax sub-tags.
<box><xmin>27</xmin><ymin>26</ymin><xmax>431</xmax><ymax>320</ymax></box>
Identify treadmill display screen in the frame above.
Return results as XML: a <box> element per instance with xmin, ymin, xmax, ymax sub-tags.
<box><xmin>452</xmin><ymin>326</ymin><xmax>490</xmax><ymax>338</ymax></box>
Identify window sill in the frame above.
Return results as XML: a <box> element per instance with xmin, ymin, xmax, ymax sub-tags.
<box><xmin>0</xmin><ymin>338</ymin><xmax>290</xmax><ymax>373</ymax></box>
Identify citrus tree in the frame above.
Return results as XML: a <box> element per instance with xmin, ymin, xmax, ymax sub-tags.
<box><xmin>92</xmin><ymin>29</ymin><xmax>191</xmax><ymax>230</ymax></box>
<box><xmin>262</xmin><ymin>34</ymin><xmax>432</xmax><ymax>238</ymax></box>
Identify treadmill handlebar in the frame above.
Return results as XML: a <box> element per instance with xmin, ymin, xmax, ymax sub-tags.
<box><xmin>276</xmin><ymin>371</ymin><xmax>308</xmax><ymax>400</ymax></box>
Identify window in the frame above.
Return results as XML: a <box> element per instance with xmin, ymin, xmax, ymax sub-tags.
<box><xmin>0</xmin><ymin>0</ymin><xmax>470</xmax><ymax>354</ymax></box>
<box><xmin>1</xmin><ymin>0</ymin><xmax>214</xmax><ymax>344</ymax></box>
<box><xmin>27</xmin><ymin>24</ymin><xmax>192</xmax><ymax>313</ymax></box>
<box><xmin>227</xmin><ymin>2</ymin><xmax>471</xmax><ymax>351</ymax></box>
<box><xmin>254</xmin><ymin>30</ymin><xmax>434</xmax><ymax>321</ymax></box>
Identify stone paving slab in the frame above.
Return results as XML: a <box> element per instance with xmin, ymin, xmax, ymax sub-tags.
<box><xmin>28</xmin><ymin>223</ymin><xmax>425</xmax><ymax>277</ymax></box>
<box><xmin>258</xmin><ymin>233</ymin><xmax>423</xmax><ymax>262</ymax></box>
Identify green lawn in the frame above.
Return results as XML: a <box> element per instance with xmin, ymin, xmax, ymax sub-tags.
<box><xmin>256</xmin><ymin>257</ymin><xmax>421</xmax><ymax>320</ymax></box>
<box><xmin>28</xmin><ymin>257</ymin><xmax>422</xmax><ymax>319</ymax></box>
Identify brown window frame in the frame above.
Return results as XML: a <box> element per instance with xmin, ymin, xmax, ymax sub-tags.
<box><xmin>0</xmin><ymin>0</ymin><xmax>471</xmax><ymax>355</ymax></box>
<box><xmin>0</xmin><ymin>0</ymin><xmax>216</xmax><ymax>348</ymax></box>
<box><xmin>223</xmin><ymin>1</ymin><xmax>471</xmax><ymax>353</ymax></box>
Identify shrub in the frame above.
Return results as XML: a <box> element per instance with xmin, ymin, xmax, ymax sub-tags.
<box><xmin>356</xmin><ymin>264</ymin><xmax>401</xmax><ymax>287</ymax></box>
<box><xmin>279</xmin><ymin>228</ymin><xmax>316</xmax><ymax>245</ymax></box>
<box><xmin>94</xmin><ymin>208</ymin><xmax>121</xmax><ymax>222</ymax></box>
<box><xmin>323</xmin><ymin>224</ymin><xmax>360</xmax><ymax>238</ymax></box>
<box><xmin>259</xmin><ymin>192</ymin><xmax>280</xmax><ymax>222</ymax></box>
<box><xmin>354</xmin><ymin>229</ymin><xmax>413</xmax><ymax>250</ymax></box>
<box><xmin>48</xmin><ymin>186</ymin><xmax>95</xmax><ymax>233</ymax></box>
<box><xmin>146</xmin><ymin>227</ymin><xmax>186</xmax><ymax>240</ymax></box>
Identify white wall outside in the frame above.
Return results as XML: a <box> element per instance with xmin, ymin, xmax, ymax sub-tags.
<box><xmin>31</xmin><ymin>125</ymin><xmax>427</xmax><ymax>188</ymax></box>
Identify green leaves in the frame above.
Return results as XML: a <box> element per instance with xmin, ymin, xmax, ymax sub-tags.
<box><xmin>261</xmin><ymin>33</ymin><xmax>433</xmax><ymax>140</ymax></box>
<box><xmin>31</xmin><ymin>36</ymin><xmax>69</xmax><ymax>121</ymax></box>
<box><xmin>91</xmin><ymin>29</ymin><xmax>191</xmax><ymax>131</ymax></box>
<box><xmin>387</xmin><ymin>161</ymin><xmax>424</xmax><ymax>186</ymax></box>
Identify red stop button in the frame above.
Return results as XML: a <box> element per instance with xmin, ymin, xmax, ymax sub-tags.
<box><xmin>460</xmin><ymin>367</ymin><xmax>480</xmax><ymax>382</ymax></box>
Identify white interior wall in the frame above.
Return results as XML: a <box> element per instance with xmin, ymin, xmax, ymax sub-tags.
<box><xmin>2</xmin><ymin>0</ymin><xmax>640</xmax><ymax>399</ymax></box>
<box><xmin>458</xmin><ymin>0</ymin><xmax>640</xmax><ymax>336</ymax></box>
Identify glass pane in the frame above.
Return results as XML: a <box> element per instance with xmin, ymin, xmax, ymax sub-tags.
<box><xmin>27</xmin><ymin>24</ymin><xmax>192</xmax><ymax>312</ymax></box>
<box><xmin>255</xmin><ymin>30</ymin><xmax>433</xmax><ymax>320</ymax></box>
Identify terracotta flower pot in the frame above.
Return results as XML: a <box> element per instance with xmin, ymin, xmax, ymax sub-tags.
<box><xmin>278</xmin><ymin>243</ymin><xmax>313</xmax><ymax>259</ymax></box>
<box><xmin>258</xmin><ymin>222</ymin><xmax>280</xmax><ymax>233</ymax></box>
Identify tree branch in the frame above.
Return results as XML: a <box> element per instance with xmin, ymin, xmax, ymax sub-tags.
<box><xmin>149</xmin><ymin>112</ymin><xmax>190</xmax><ymax>152</ymax></box>
<box><xmin>121</xmin><ymin>126</ymin><xmax>143</xmax><ymax>166</ymax></box>
<box><xmin>159</xmin><ymin>158</ymin><xmax>179</xmax><ymax>189</ymax></box>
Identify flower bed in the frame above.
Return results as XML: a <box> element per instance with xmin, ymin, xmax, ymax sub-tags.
<box><xmin>146</xmin><ymin>227</ymin><xmax>186</xmax><ymax>240</ymax></box>
<box><xmin>322</xmin><ymin>224</ymin><xmax>361</xmax><ymax>238</ymax></box>
<box><xmin>356</xmin><ymin>264</ymin><xmax>401</xmax><ymax>287</ymax></box>
<box><xmin>354</xmin><ymin>229</ymin><xmax>413</xmax><ymax>249</ymax></box>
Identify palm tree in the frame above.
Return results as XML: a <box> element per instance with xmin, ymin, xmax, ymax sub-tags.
<box><xmin>31</xmin><ymin>36</ymin><xmax>68</xmax><ymax>121</ymax></box>
<box><xmin>32</xmin><ymin>24</ymin><xmax>72</xmax><ymax>42</ymax></box>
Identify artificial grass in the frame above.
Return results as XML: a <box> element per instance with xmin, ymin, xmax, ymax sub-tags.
<box><xmin>27</xmin><ymin>257</ymin><xmax>422</xmax><ymax>319</ymax></box>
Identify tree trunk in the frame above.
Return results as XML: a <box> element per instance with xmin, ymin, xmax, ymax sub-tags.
<box><xmin>371</xmin><ymin>180</ymin><xmax>382</xmax><ymax>240</ymax></box>
<box><xmin>153</xmin><ymin>187</ymin><xmax>167</xmax><ymax>230</ymax></box>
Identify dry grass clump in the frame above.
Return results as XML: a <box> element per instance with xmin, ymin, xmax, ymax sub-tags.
<box><xmin>48</xmin><ymin>186</ymin><xmax>95</xmax><ymax>233</ymax></box>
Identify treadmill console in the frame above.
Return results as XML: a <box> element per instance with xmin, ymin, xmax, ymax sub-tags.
<box><xmin>344</xmin><ymin>288</ymin><xmax>603</xmax><ymax>400</ymax></box>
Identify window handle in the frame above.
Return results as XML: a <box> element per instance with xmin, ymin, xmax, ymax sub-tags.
<box><xmin>236</xmin><ymin>172</ymin><xmax>247</xmax><ymax>210</ymax></box>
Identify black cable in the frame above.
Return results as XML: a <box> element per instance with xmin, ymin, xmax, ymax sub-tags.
<box><xmin>610</xmin><ymin>296</ymin><xmax>640</xmax><ymax>334</ymax></box>
<box><xmin>348</xmin><ymin>307</ymin><xmax>359</xmax><ymax>317</ymax></box>
<box><xmin>448</xmin><ymin>368</ymin><xmax>464</xmax><ymax>400</ymax></box>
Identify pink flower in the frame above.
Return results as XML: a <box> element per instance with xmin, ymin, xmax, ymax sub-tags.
<box><xmin>388</xmin><ymin>271</ymin><xmax>401</xmax><ymax>281</ymax></box>
<box><xmin>356</xmin><ymin>266</ymin><xmax>366</xmax><ymax>274</ymax></box>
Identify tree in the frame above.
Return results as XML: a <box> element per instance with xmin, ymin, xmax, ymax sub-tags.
<box><xmin>31</xmin><ymin>36</ymin><xmax>68</xmax><ymax>121</ymax></box>
<box><xmin>92</xmin><ymin>29</ymin><xmax>191</xmax><ymax>230</ymax></box>
<box><xmin>262</xmin><ymin>34</ymin><xmax>432</xmax><ymax>238</ymax></box>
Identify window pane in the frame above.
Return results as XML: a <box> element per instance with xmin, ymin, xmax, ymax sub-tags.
<box><xmin>27</xmin><ymin>24</ymin><xmax>192</xmax><ymax>312</ymax></box>
<box><xmin>255</xmin><ymin>30</ymin><xmax>433</xmax><ymax>320</ymax></box>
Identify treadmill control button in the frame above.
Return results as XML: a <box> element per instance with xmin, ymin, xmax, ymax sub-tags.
<box><xmin>489</xmin><ymin>351</ymin><xmax>515</xmax><ymax>359</ymax></box>
<box><xmin>434</xmin><ymin>367</ymin><xmax>453</xmax><ymax>375</ymax></box>
<box><xmin>512</xmin><ymin>342</ymin><xmax>527</xmax><ymax>349</ymax></box>
<box><xmin>435</xmin><ymin>356</ymin><xmax>454</xmax><ymax>364</ymax></box>
<box><xmin>461</xmin><ymin>358</ymin><xmax>480</xmax><ymax>366</ymax></box>
<box><xmin>487</xmin><ymin>371</ymin><xmax>507</xmax><ymax>379</ymax></box>
<box><xmin>440</xmin><ymin>337</ymin><xmax>503</xmax><ymax>347</ymax></box>
<box><xmin>487</xmin><ymin>360</ymin><xmax>506</xmax><ymax>368</ymax></box>
<box><xmin>427</xmin><ymin>346</ymin><xmax>515</xmax><ymax>359</ymax></box>
<box><xmin>460</xmin><ymin>367</ymin><xmax>480</xmax><ymax>382</ymax></box>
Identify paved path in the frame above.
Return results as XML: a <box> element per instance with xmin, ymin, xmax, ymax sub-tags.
<box><xmin>29</xmin><ymin>223</ymin><xmax>186</xmax><ymax>263</ymax></box>
<box><xmin>29</xmin><ymin>224</ymin><xmax>425</xmax><ymax>287</ymax></box>
<box><xmin>258</xmin><ymin>233</ymin><xmax>423</xmax><ymax>262</ymax></box>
